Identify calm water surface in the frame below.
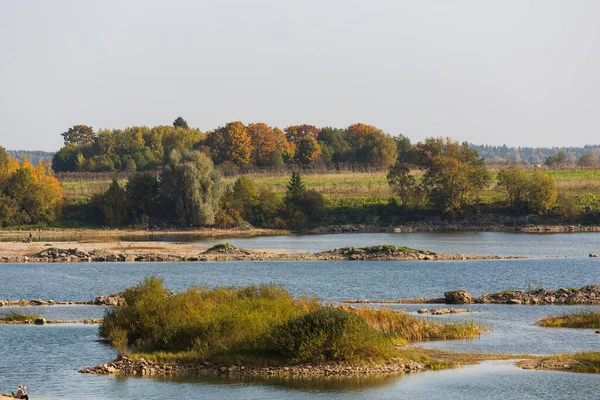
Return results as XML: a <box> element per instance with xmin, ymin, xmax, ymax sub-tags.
<box><xmin>1</xmin><ymin>232</ymin><xmax>599</xmax><ymax>399</ymax></box>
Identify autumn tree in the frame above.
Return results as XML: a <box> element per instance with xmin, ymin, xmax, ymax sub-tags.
<box><xmin>343</xmin><ymin>123</ymin><xmax>397</xmax><ymax>166</ymax></box>
<box><xmin>285</xmin><ymin>125</ymin><xmax>321</xmax><ymax>165</ymax></box>
<box><xmin>247</xmin><ymin>123</ymin><xmax>293</xmax><ymax>166</ymax></box>
<box><xmin>284</xmin><ymin>124</ymin><xmax>320</xmax><ymax>143</ymax></box>
<box><xmin>0</xmin><ymin>149</ymin><xmax>63</xmax><ymax>226</ymax></box>
<box><xmin>295</xmin><ymin>136</ymin><xmax>321</xmax><ymax>165</ymax></box>
<box><xmin>415</xmin><ymin>137</ymin><xmax>490</xmax><ymax>214</ymax></box>
<box><xmin>162</xmin><ymin>150</ymin><xmax>223</xmax><ymax>226</ymax></box>
<box><xmin>205</xmin><ymin>121</ymin><xmax>253</xmax><ymax>165</ymax></box>
<box><xmin>61</xmin><ymin>125</ymin><xmax>95</xmax><ymax>145</ymax></box>
<box><xmin>173</xmin><ymin>117</ymin><xmax>189</xmax><ymax>129</ymax></box>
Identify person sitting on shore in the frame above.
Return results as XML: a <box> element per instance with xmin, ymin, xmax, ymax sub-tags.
<box><xmin>11</xmin><ymin>385</ymin><xmax>29</xmax><ymax>399</ymax></box>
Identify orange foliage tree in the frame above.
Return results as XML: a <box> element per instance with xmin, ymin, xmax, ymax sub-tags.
<box><xmin>0</xmin><ymin>148</ymin><xmax>63</xmax><ymax>226</ymax></box>
<box><xmin>206</xmin><ymin>121</ymin><xmax>253</xmax><ymax>166</ymax></box>
<box><xmin>247</xmin><ymin>122</ymin><xmax>294</xmax><ymax>166</ymax></box>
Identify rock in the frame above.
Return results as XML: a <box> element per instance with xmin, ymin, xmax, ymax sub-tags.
<box><xmin>34</xmin><ymin>318</ymin><xmax>46</xmax><ymax>325</ymax></box>
<box><xmin>444</xmin><ymin>290</ymin><xmax>473</xmax><ymax>304</ymax></box>
<box><xmin>589</xmin><ymin>254</ymin><xmax>600</xmax><ymax>258</ymax></box>
<box><xmin>417</xmin><ymin>308</ymin><xmax>428</xmax><ymax>314</ymax></box>
<box><xmin>507</xmin><ymin>299</ymin><xmax>522</xmax><ymax>305</ymax></box>
<box><xmin>595</xmin><ymin>330</ymin><xmax>600</xmax><ymax>334</ymax></box>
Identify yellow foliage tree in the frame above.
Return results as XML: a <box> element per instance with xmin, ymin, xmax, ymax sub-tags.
<box><xmin>0</xmin><ymin>149</ymin><xmax>63</xmax><ymax>226</ymax></box>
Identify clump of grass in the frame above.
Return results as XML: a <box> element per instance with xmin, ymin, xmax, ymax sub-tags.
<box><xmin>344</xmin><ymin>307</ymin><xmax>484</xmax><ymax>341</ymax></box>
<box><xmin>538</xmin><ymin>311</ymin><xmax>600</xmax><ymax>329</ymax></box>
<box><xmin>0</xmin><ymin>311</ymin><xmax>42</xmax><ymax>323</ymax></box>
<box><xmin>203</xmin><ymin>243</ymin><xmax>238</xmax><ymax>253</ymax></box>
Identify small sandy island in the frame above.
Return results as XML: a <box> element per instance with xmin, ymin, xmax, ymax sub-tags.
<box><xmin>0</xmin><ymin>242</ymin><xmax>524</xmax><ymax>263</ymax></box>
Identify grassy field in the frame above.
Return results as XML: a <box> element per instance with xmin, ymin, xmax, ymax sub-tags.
<box><xmin>59</xmin><ymin>167</ymin><xmax>600</xmax><ymax>210</ymax></box>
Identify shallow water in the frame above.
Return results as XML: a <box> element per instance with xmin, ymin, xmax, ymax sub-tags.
<box><xmin>5</xmin><ymin>231</ymin><xmax>600</xmax><ymax>258</ymax></box>
<box><xmin>1</xmin><ymin>232</ymin><xmax>600</xmax><ymax>399</ymax></box>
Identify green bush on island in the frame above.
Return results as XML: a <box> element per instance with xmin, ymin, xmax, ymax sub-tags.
<box><xmin>538</xmin><ymin>311</ymin><xmax>600</xmax><ymax>329</ymax></box>
<box><xmin>100</xmin><ymin>277</ymin><xmax>483</xmax><ymax>366</ymax></box>
<box><xmin>204</xmin><ymin>243</ymin><xmax>238</xmax><ymax>253</ymax></box>
<box><xmin>268</xmin><ymin>307</ymin><xmax>393</xmax><ymax>363</ymax></box>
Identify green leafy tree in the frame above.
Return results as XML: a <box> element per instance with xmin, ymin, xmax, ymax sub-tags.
<box><xmin>358</xmin><ymin>130</ymin><xmax>398</xmax><ymax>167</ymax></box>
<box><xmin>126</xmin><ymin>173</ymin><xmax>161</xmax><ymax>223</ymax></box>
<box><xmin>577</xmin><ymin>153</ymin><xmax>598</xmax><ymax>167</ymax></box>
<box><xmin>545</xmin><ymin>151</ymin><xmax>567</xmax><ymax>167</ymax></box>
<box><xmin>496</xmin><ymin>165</ymin><xmax>529</xmax><ymax>210</ymax></box>
<box><xmin>231</xmin><ymin>176</ymin><xmax>259</xmax><ymax>219</ymax></box>
<box><xmin>318</xmin><ymin>127</ymin><xmax>351</xmax><ymax>164</ymax></box>
<box><xmin>524</xmin><ymin>171</ymin><xmax>557</xmax><ymax>214</ymax></box>
<box><xmin>162</xmin><ymin>150</ymin><xmax>223</xmax><ymax>226</ymax></box>
<box><xmin>173</xmin><ymin>117</ymin><xmax>189</xmax><ymax>129</ymax></box>
<box><xmin>61</xmin><ymin>125</ymin><xmax>95</xmax><ymax>145</ymax></box>
<box><xmin>395</xmin><ymin>134</ymin><xmax>418</xmax><ymax>165</ymax></box>
<box><xmin>387</xmin><ymin>162</ymin><xmax>418</xmax><ymax>206</ymax></box>
<box><xmin>95</xmin><ymin>179</ymin><xmax>128</xmax><ymax>226</ymax></box>
<box><xmin>284</xmin><ymin>172</ymin><xmax>325</xmax><ymax>229</ymax></box>
<box><xmin>416</xmin><ymin>137</ymin><xmax>490</xmax><ymax>214</ymax></box>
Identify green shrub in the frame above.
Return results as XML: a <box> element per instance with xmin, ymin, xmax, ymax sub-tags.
<box><xmin>267</xmin><ymin>307</ymin><xmax>393</xmax><ymax>363</ymax></box>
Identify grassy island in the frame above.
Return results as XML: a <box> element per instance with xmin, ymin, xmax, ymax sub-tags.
<box><xmin>538</xmin><ymin>311</ymin><xmax>600</xmax><ymax>329</ymax></box>
<box><xmin>99</xmin><ymin>277</ymin><xmax>483</xmax><ymax>367</ymax></box>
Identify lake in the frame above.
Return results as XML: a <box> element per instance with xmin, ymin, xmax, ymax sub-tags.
<box><xmin>1</xmin><ymin>232</ymin><xmax>599</xmax><ymax>399</ymax></box>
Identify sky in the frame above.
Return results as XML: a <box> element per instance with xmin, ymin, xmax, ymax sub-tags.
<box><xmin>1</xmin><ymin>0</ymin><xmax>599</xmax><ymax>151</ymax></box>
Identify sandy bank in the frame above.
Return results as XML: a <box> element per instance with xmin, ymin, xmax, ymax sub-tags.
<box><xmin>0</xmin><ymin>242</ymin><xmax>523</xmax><ymax>263</ymax></box>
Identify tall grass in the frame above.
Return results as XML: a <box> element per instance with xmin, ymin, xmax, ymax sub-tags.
<box><xmin>538</xmin><ymin>311</ymin><xmax>600</xmax><ymax>329</ymax></box>
<box><xmin>542</xmin><ymin>352</ymin><xmax>600</xmax><ymax>373</ymax></box>
<box><xmin>344</xmin><ymin>307</ymin><xmax>484</xmax><ymax>341</ymax></box>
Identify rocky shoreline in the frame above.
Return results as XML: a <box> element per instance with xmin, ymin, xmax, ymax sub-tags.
<box><xmin>342</xmin><ymin>285</ymin><xmax>600</xmax><ymax>306</ymax></box>
<box><xmin>79</xmin><ymin>355</ymin><xmax>425</xmax><ymax>377</ymax></box>
<box><xmin>0</xmin><ymin>244</ymin><xmax>524</xmax><ymax>263</ymax></box>
<box><xmin>310</xmin><ymin>222</ymin><xmax>600</xmax><ymax>234</ymax></box>
<box><xmin>0</xmin><ymin>293</ymin><xmax>125</xmax><ymax>308</ymax></box>
<box><xmin>0</xmin><ymin>318</ymin><xmax>103</xmax><ymax>325</ymax></box>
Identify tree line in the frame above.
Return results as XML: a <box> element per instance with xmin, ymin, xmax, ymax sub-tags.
<box><xmin>92</xmin><ymin>149</ymin><xmax>326</xmax><ymax>230</ymax></box>
<box><xmin>52</xmin><ymin>118</ymin><xmax>400</xmax><ymax>173</ymax></box>
<box><xmin>472</xmin><ymin>144</ymin><xmax>600</xmax><ymax>166</ymax></box>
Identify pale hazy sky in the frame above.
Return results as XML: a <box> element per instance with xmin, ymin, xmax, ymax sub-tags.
<box><xmin>1</xmin><ymin>0</ymin><xmax>599</xmax><ymax>151</ymax></box>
